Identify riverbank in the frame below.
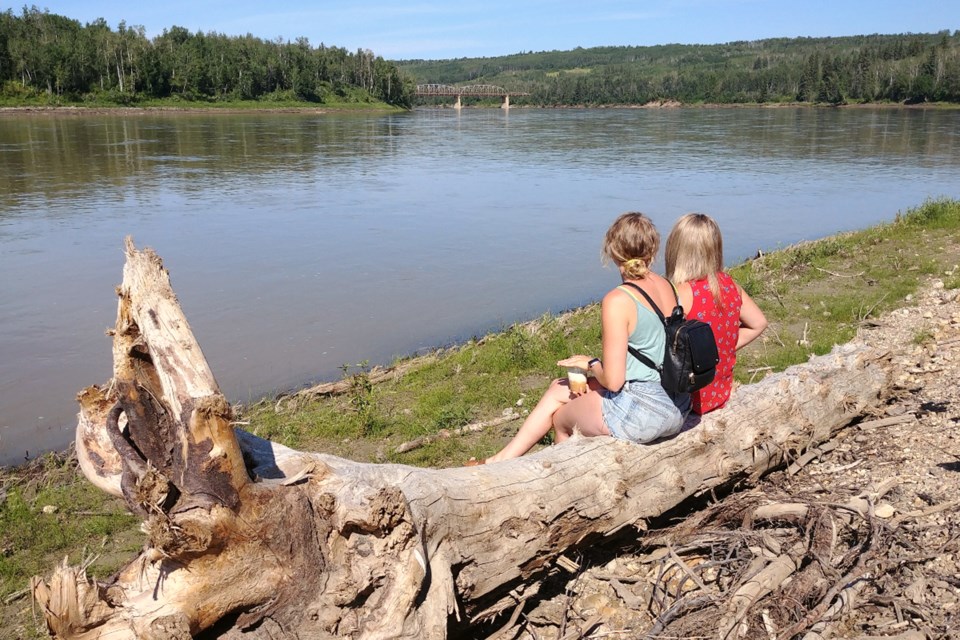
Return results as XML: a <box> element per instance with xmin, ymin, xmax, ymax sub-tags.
<box><xmin>2</xmin><ymin>198</ymin><xmax>960</xmax><ymax>637</ymax></box>
<box><xmin>236</xmin><ymin>197</ymin><xmax>960</xmax><ymax>465</ymax></box>
<box><xmin>0</xmin><ymin>102</ymin><xmax>408</xmax><ymax>117</ymax></box>
<box><xmin>2</xmin><ymin>100</ymin><xmax>958</xmax><ymax>117</ymax></box>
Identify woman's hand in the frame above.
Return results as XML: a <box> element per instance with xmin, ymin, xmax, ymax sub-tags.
<box><xmin>557</xmin><ymin>355</ymin><xmax>592</xmax><ymax>370</ymax></box>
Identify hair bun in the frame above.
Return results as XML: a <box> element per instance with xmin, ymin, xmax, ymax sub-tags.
<box><xmin>623</xmin><ymin>258</ymin><xmax>649</xmax><ymax>279</ymax></box>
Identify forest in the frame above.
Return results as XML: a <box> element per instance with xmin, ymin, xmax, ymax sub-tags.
<box><xmin>1</xmin><ymin>6</ymin><xmax>958</xmax><ymax>108</ymax></box>
<box><xmin>0</xmin><ymin>6</ymin><xmax>415</xmax><ymax>107</ymax></box>
<box><xmin>400</xmin><ymin>31</ymin><xmax>960</xmax><ymax>106</ymax></box>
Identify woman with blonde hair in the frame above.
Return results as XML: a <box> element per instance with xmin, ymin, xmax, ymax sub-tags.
<box><xmin>478</xmin><ymin>212</ymin><xmax>683</xmax><ymax>464</ymax></box>
<box><xmin>665</xmin><ymin>213</ymin><xmax>767</xmax><ymax>415</ymax></box>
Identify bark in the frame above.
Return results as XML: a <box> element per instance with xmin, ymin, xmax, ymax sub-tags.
<box><xmin>32</xmin><ymin>239</ymin><xmax>891</xmax><ymax>639</ymax></box>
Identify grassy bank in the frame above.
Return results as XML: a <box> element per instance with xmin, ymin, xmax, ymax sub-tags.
<box><xmin>3</xmin><ymin>196</ymin><xmax>960</xmax><ymax>636</ymax></box>
<box><xmin>0</xmin><ymin>93</ymin><xmax>407</xmax><ymax>113</ymax></box>
<box><xmin>243</xmin><ymin>196</ymin><xmax>960</xmax><ymax>465</ymax></box>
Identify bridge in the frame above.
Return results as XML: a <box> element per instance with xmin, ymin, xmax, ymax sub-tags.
<box><xmin>415</xmin><ymin>84</ymin><xmax>530</xmax><ymax>110</ymax></box>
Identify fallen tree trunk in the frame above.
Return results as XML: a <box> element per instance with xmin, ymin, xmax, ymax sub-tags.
<box><xmin>32</xmin><ymin>239</ymin><xmax>891</xmax><ymax>639</ymax></box>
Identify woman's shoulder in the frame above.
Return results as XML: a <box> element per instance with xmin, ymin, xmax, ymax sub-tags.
<box><xmin>717</xmin><ymin>271</ymin><xmax>737</xmax><ymax>286</ymax></box>
<box><xmin>717</xmin><ymin>271</ymin><xmax>742</xmax><ymax>295</ymax></box>
<box><xmin>674</xmin><ymin>279</ymin><xmax>693</xmax><ymax>308</ymax></box>
<box><xmin>603</xmin><ymin>284</ymin><xmax>635</xmax><ymax>306</ymax></box>
<box><xmin>607</xmin><ymin>277</ymin><xmax>670</xmax><ymax>308</ymax></box>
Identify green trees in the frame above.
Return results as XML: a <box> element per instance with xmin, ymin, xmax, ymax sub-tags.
<box><xmin>4</xmin><ymin>8</ymin><xmax>957</xmax><ymax>109</ymax></box>
<box><xmin>0</xmin><ymin>7</ymin><xmax>415</xmax><ymax>107</ymax></box>
<box><xmin>400</xmin><ymin>31</ymin><xmax>960</xmax><ymax>106</ymax></box>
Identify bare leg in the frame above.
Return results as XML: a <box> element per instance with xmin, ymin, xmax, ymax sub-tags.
<box><xmin>553</xmin><ymin>388</ymin><xmax>607</xmax><ymax>440</ymax></box>
<box><xmin>486</xmin><ymin>378</ymin><xmax>574</xmax><ymax>463</ymax></box>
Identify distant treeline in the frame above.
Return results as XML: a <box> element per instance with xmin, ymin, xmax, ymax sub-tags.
<box><xmin>0</xmin><ymin>6</ymin><xmax>415</xmax><ymax>106</ymax></box>
<box><xmin>400</xmin><ymin>32</ymin><xmax>960</xmax><ymax>106</ymax></box>
<box><xmin>4</xmin><ymin>7</ymin><xmax>959</xmax><ymax>109</ymax></box>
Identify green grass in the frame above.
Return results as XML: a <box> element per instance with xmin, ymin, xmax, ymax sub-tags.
<box><xmin>545</xmin><ymin>68</ymin><xmax>594</xmax><ymax>77</ymax></box>
<box><xmin>5</xmin><ymin>196</ymin><xmax>960</xmax><ymax>629</ymax></box>
<box><xmin>242</xmin><ymin>196</ymin><xmax>960</xmax><ymax>460</ymax></box>
<box><xmin>0</xmin><ymin>452</ymin><xmax>139</xmax><ymax>602</ymax></box>
<box><xmin>233</xmin><ymin>196</ymin><xmax>960</xmax><ymax>461</ymax></box>
<box><xmin>0</xmin><ymin>88</ymin><xmax>406</xmax><ymax>112</ymax></box>
<box><xmin>729</xmin><ymin>196</ymin><xmax>960</xmax><ymax>380</ymax></box>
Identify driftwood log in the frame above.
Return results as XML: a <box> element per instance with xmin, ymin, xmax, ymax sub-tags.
<box><xmin>31</xmin><ymin>239</ymin><xmax>891</xmax><ymax>639</ymax></box>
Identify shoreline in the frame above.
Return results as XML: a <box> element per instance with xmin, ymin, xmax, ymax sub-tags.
<box><xmin>1</xmin><ymin>100</ymin><xmax>957</xmax><ymax>117</ymax></box>
<box><xmin>0</xmin><ymin>104</ymin><xmax>406</xmax><ymax>117</ymax></box>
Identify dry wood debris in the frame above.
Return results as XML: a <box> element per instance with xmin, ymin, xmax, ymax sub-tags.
<box><xmin>493</xmin><ymin>280</ymin><xmax>960</xmax><ymax>640</ymax></box>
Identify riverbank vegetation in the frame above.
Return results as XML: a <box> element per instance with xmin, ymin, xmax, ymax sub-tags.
<box><xmin>3</xmin><ymin>197</ymin><xmax>960</xmax><ymax>637</ymax></box>
<box><xmin>241</xmin><ymin>197</ymin><xmax>960</xmax><ymax>466</ymax></box>
<box><xmin>401</xmin><ymin>31</ymin><xmax>960</xmax><ymax>107</ymax></box>
<box><xmin>0</xmin><ymin>7</ymin><xmax>414</xmax><ymax>109</ymax></box>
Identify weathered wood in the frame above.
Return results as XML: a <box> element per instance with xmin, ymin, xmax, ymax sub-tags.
<box><xmin>33</xmin><ymin>239</ymin><xmax>891</xmax><ymax>639</ymax></box>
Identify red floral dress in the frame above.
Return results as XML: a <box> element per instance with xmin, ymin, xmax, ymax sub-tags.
<box><xmin>688</xmin><ymin>272</ymin><xmax>742</xmax><ymax>414</ymax></box>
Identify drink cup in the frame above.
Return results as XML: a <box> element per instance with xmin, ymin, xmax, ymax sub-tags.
<box><xmin>566</xmin><ymin>367</ymin><xmax>588</xmax><ymax>394</ymax></box>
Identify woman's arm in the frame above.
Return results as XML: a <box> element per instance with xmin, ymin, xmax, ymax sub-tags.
<box><xmin>558</xmin><ymin>288</ymin><xmax>632</xmax><ymax>392</ymax></box>
<box><xmin>596</xmin><ymin>288</ymin><xmax>632</xmax><ymax>392</ymax></box>
<box><xmin>736</xmin><ymin>285</ymin><xmax>768</xmax><ymax>350</ymax></box>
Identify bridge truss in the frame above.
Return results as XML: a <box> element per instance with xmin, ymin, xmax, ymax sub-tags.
<box><xmin>415</xmin><ymin>84</ymin><xmax>530</xmax><ymax>97</ymax></box>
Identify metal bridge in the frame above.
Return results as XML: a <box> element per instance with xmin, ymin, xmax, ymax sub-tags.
<box><xmin>415</xmin><ymin>84</ymin><xmax>530</xmax><ymax>109</ymax></box>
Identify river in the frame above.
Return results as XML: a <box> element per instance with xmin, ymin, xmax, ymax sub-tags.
<box><xmin>1</xmin><ymin>106</ymin><xmax>958</xmax><ymax>465</ymax></box>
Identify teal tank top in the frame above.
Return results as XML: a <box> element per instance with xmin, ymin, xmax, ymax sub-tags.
<box><xmin>618</xmin><ymin>285</ymin><xmax>666</xmax><ymax>383</ymax></box>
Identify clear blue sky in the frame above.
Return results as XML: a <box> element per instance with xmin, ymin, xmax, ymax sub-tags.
<box><xmin>26</xmin><ymin>0</ymin><xmax>960</xmax><ymax>60</ymax></box>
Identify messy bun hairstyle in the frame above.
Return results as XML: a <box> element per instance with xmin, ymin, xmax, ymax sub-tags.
<box><xmin>602</xmin><ymin>212</ymin><xmax>660</xmax><ymax>280</ymax></box>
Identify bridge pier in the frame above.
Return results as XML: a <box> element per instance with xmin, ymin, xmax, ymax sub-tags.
<box><xmin>501</xmin><ymin>94</ymin><xmax>510</xmax><ymax>110</ymax></box>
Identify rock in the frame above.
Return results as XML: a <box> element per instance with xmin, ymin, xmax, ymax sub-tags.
<box><xmin>874</xmin><ymin>503</ymin><xmax>895</xmax><ymax>518</ymax></box>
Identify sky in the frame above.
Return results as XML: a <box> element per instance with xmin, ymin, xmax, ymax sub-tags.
<box><xmin>23</xmin><ymin>0</ymin><xmax>960</xmax><ymax>60</ymax></box>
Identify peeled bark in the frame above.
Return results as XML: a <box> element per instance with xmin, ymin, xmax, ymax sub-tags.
<box><xmin>32</xmin><ymin>239</ymin><xmax>891</xmax><ymax>639</ymax></box>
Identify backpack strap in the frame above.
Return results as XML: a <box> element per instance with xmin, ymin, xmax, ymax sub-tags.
<box><xmin>618</xmin><ymin>282</ymin><xmax>665</xmax><ymax>373</ymax></box>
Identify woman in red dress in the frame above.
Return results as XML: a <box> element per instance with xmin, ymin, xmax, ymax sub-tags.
<box><xmin>665</xmin><ymin>213</ymin><xmax>768</xmax><ymax>415</ymax></box>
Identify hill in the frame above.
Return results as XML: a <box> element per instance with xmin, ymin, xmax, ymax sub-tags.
<box><xmin>398</xmin><ymin>32</ymin><xmax>960</xmax><ymax>106</ymax></box>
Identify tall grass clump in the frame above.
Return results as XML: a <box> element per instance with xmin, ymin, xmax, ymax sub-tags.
<box><xmin>896</xmin><ymin>195</ymin><xmax>960</xmax><ymax>228</ymax></box>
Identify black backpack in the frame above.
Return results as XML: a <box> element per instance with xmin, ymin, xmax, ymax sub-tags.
<box><xmin>620</xmin><ymin>282</ymin><xmax>719</xmax><ymax>395</ymax></box>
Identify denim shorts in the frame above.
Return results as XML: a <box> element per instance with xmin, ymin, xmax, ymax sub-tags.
<box><xmin>601</xmin><ymin>380</ymin><xmax>684</xmax><ymax>444</ymax></box>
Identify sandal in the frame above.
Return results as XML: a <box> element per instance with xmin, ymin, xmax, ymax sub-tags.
<box><xmin>464</xmin><ymin>457</ymin><xmax>485</xmax><ymax>466</ymax></box>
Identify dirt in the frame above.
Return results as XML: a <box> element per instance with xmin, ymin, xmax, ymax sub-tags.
<box><xmin>502</xmin><ymin>279</ymin><xmax>960</xmax><ymax>639</ymax></box>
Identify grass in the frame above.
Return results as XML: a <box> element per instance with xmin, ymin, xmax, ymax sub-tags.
<box><xmin>4</xmin><ymin>196</ymin><xmax>960</xmax><ymax>635</ymax></box>
<box><xmin>0</xmin><ymin>89</ymin><xmax>406</xmax><ymax>112</ymax></box>
<box><xmin>729</xmin><ymin>196</ymin><xmax>960</xmax><ymax>379</ymax></box>
<box><xmin>248</xmin><ymin>196</ymin><xmax>960</xmax><ymax>463</ymax></box>
<box><xmin>545</xmin><ymin>68</ymin><xmax>594</xmax><ymax>77</ymax></box>
<box><xmin>0</xmin><ymin>452</ymin><xmax>140</xmax><ymax>636</ymax></box>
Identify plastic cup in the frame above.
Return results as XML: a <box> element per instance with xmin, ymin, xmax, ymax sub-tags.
<box><xmin>566</xmin><ymin>367</ymin><xmax>588</xmax><ymax>394</ymax></box>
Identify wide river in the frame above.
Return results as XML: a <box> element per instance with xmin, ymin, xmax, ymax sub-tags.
<box><xmin>1</xmin><ymin>106</ymin><xmax>959</xmax><ymax>465</ymax></box>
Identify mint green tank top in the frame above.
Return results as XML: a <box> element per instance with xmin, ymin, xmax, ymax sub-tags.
<box><xmin>618</xmin><ymin>285</ymin><xmax>666</xmax><ymax>383</ymax></box>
